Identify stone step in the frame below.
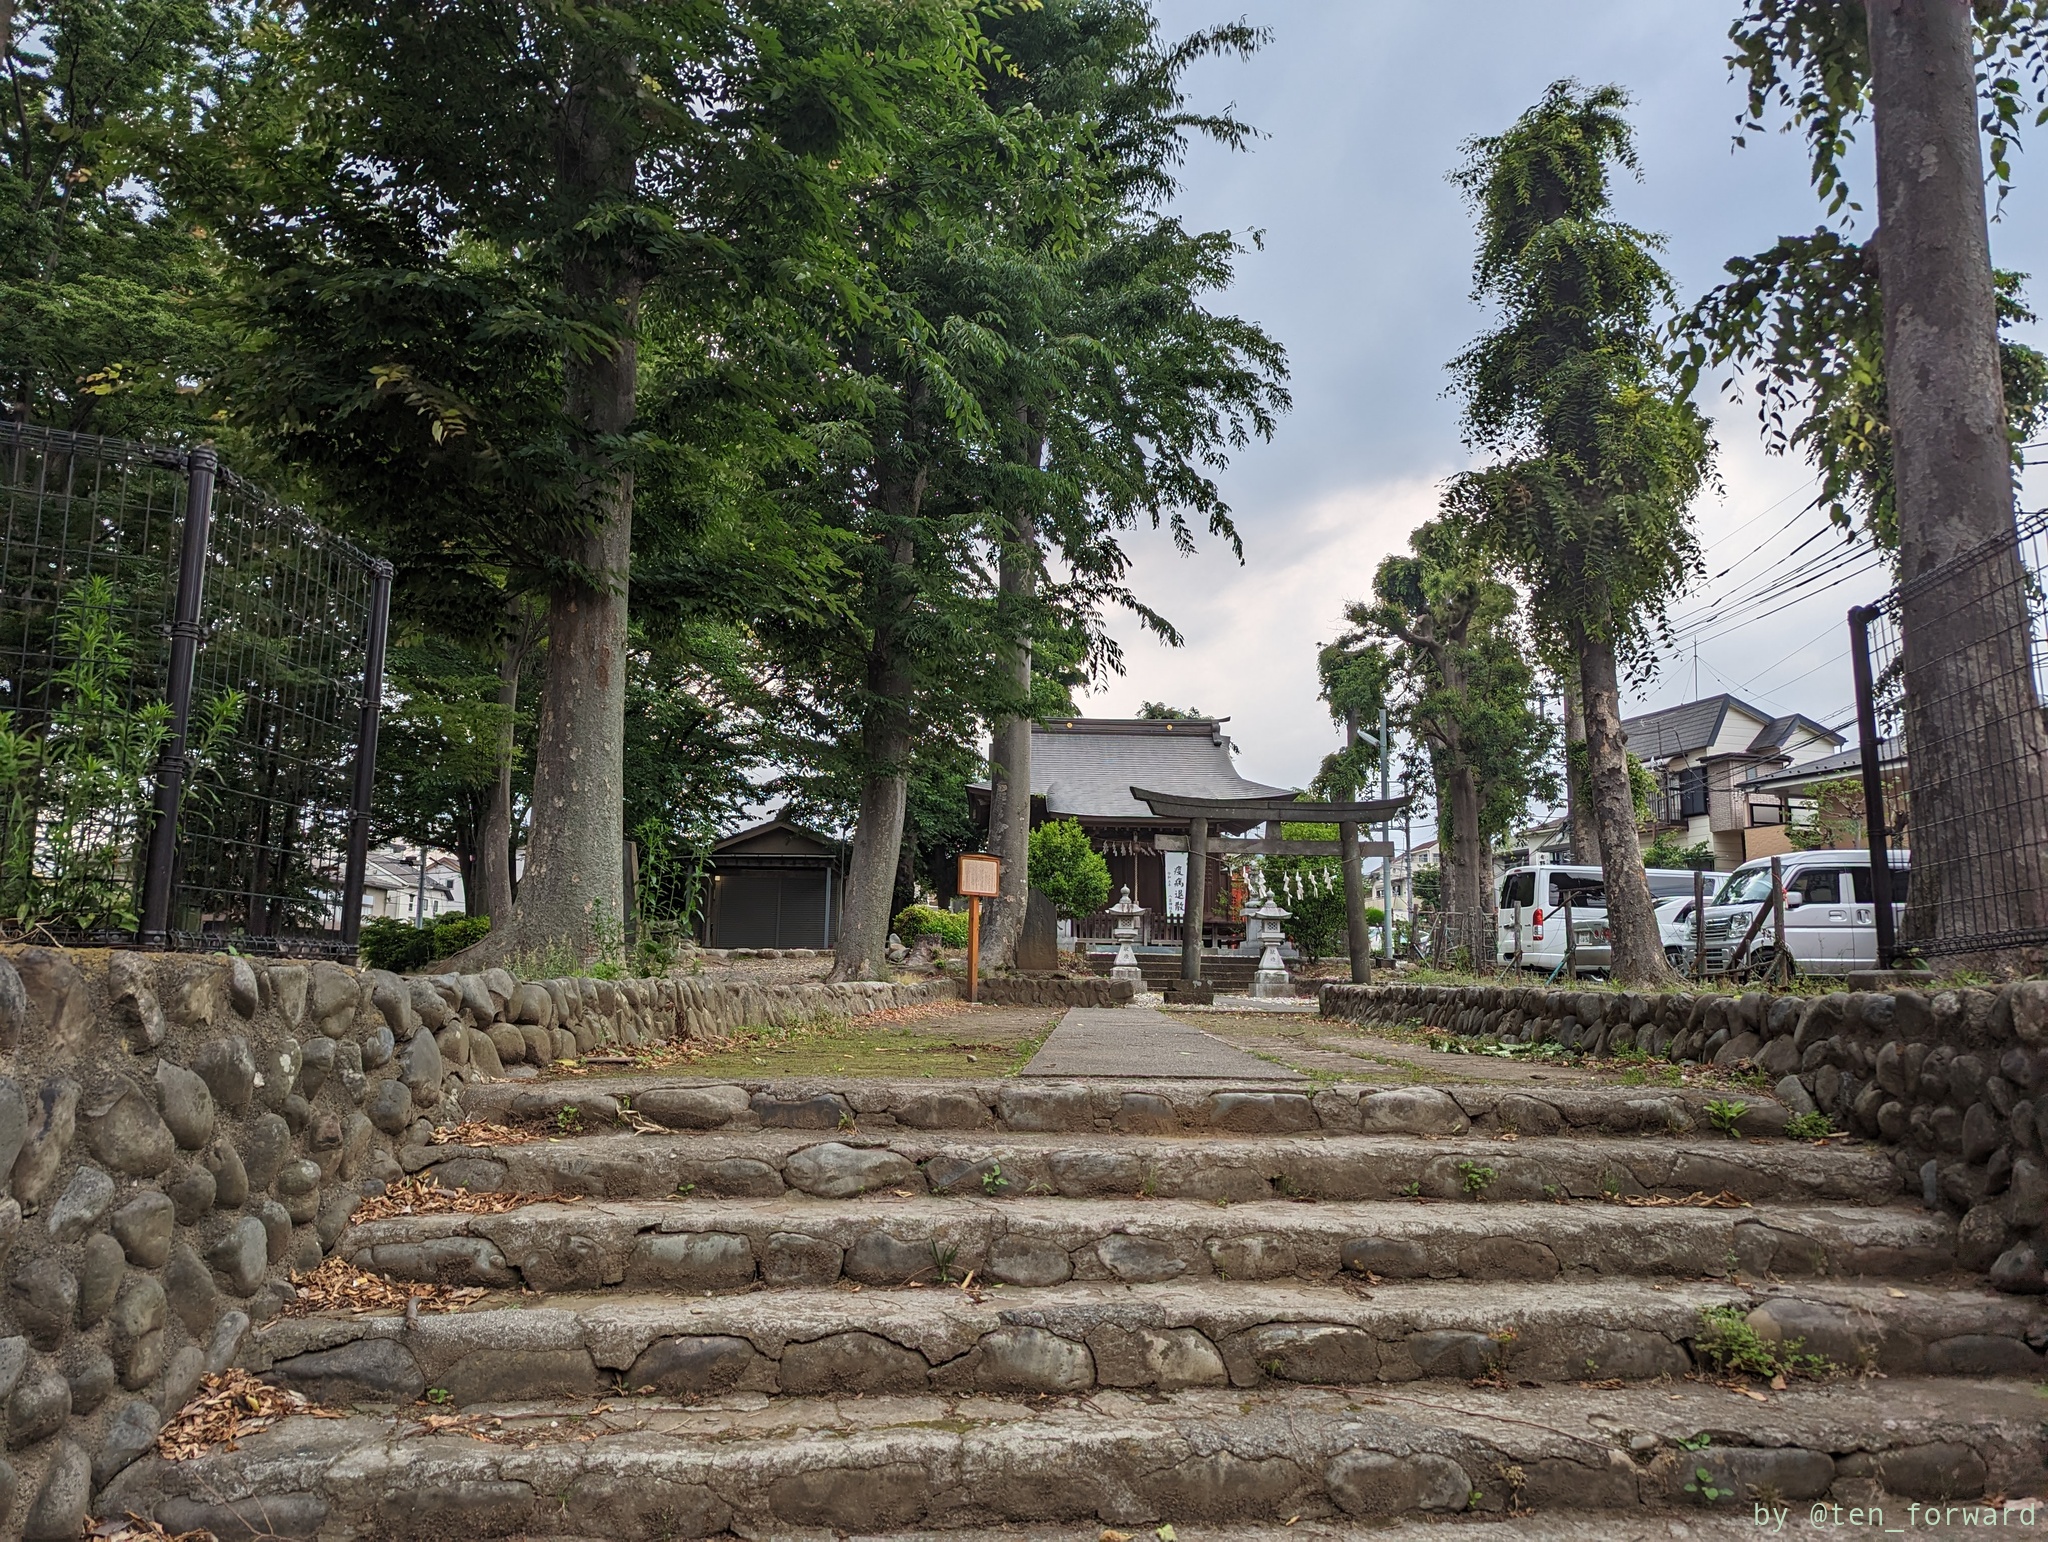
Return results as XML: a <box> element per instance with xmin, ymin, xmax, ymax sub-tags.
<box><xmin>485</xmin><ymin>1523</ymin><xmax>2040</xmax><ymax>1542</ymax></box>
<box><xmin>407</xmin><ymin>1126</ymin><xmax>1907</xmax><ymax>1208</ymax></box>
<box><xmin>114</xmin><ymin>1377</ymin><xmax>2048</xmax><ymax>1540</ymax></box>
<box><xmin>245</xmin><ymin>1279</ymin><xmax>2047</xmax><ymax>1408</ymax></box>
<box><xmin>338</xmin><ymin>1194</ymin><xmax>1956</xmax><ymax>1293</ymax></box>
<box><xmin>459</xmin><ymin>1074</ymin><xmax>1800</xmax><ymax>1140</ymax></box>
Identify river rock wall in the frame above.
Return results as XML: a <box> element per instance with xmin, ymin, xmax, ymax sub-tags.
<box><xmin>1320</xmin><ymin>979</ymin><xmax>2048</xmax><ymax>1296</ymax></box>
<box><xmin>0</xmin><ymin>950</ymin><xmax>952</xmax><ymax>1538</ymax></box>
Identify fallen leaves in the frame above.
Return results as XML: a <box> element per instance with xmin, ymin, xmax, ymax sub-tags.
<box><xmin>1602</xmin><ymin>1189</ymin><xmax>1751</xmax><ymax>1209</ymax></box>
<box><xmin>87</xmin><ymin>1518</ymin><xmax>213</xmax><ymax>1541</ymax></box>
<box><xmin>430</xmin><ymin>1120</ymin><xmax>542</xmax><ymax>1147</ymax></box>
<box><xmin>283</xmin><ymin>1255</ymin><xmax>490</xmax><ymax>1318</ymax></box>
<box><xmin>351</xmin><ymin>1176</ymin><xmax>564</xmax><ymax>1223</ymax></box>
<box><xmin>156</xmin><ymin>1371</ymin><xmax>343</xmax><ymax>1461</ymax></box>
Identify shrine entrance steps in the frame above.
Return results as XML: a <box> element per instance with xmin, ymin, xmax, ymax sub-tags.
<box><xmin>121</xmin><ymin>1067</ymin><xmax>2048</xmax><ymax>1538</ymax></box>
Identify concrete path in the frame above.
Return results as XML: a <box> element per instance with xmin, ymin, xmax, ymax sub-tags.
<box><xmin>1018</xmin><ymin>1004</ymin><xmax>1306</xmax><ymax>1080</ymax></box>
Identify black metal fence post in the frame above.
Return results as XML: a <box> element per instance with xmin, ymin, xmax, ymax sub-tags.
<box><xmin>340</xmin><ymin>559</ymin><xmax>393</xmax><ymax>946</ymax></box>
<box><xmin>1848</xmin><ymin>603</ymin><xmax>1898</xmax><ymax>970</ymax></box>
<box><xmin>137</xmin><ymin>446</ymin><xmax>218</xmax><ymax>948</ymax></box>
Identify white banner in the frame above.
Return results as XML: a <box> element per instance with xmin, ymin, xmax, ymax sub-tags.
<box><xmin>1162</xmin><ymin>851</ymin><xmax>1188</xmax><ymax>918</ymax></box>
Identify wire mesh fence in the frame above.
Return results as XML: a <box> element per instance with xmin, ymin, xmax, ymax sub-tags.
<box><xmin>0</xmin><ymin>421</ymin><xmax>390</xmax><ymax>956</ymax></box>
<box><xmin>1850</xmin><ymin>508</ymin><xmax>2048</xmax><ymax>968</ymax></box>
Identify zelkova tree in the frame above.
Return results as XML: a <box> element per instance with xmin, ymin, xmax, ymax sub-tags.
<box><xmin>1444</xmin><ymin>82</ymin><xmax>1714</xmax><ymax>985</ymax></box>
<box><xmin>1689</xmin><ymin>1</ymin><xmax>2048</xmax><ymax>971</ymax></box>
<box><xmin>817</xmin><ymin>3</ymin><xmax>1285</xmax><ymax>981</ymax></box>
<box><xmin>201</xmin><ymin>0</ymin><xmax>990</xmax><ymax>963</ymax></box>
<box><xmin>1324</xmin><ymin>520</ymin><xmax>1553</xmax><ymax>970</ymax></box>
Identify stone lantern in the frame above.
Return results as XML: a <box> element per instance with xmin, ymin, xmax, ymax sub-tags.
<box><xmin>1248</xmin><ymin>896</ymin><xmax>1293</xmax><ymax>999</ymax></box>
<box><xmin>1106</xmin><ymin>885</ymin><xmax>1147</xmax><ymax>988</ymax></box>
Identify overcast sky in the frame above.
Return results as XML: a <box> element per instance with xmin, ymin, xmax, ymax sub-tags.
<box><xmin>1078</xmin><ymin>0</ymin><xmax>2048</xmax><ymax>799</ymax></box>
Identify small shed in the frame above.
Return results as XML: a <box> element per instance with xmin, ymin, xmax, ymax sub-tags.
<box><xmin>701</xmin><ymin>815</ymin><xmax>843</xmax><ymax>949</ymax></box>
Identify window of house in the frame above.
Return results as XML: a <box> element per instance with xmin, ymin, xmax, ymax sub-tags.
<box><xmin>1675</xmin><ymin>766</ymin><xmax>1709</xmax><ymax>819</ymax></box>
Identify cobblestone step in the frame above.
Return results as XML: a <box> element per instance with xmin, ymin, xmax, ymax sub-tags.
<box><xmin>407</xmin><ymin>1125</ymin><xmax>1907</xmax><ymax>1207</ymax></box>
<box><xmin>459</xmin><ymin>1075</ymin><xmax>1799</xmax><ymax>1139</ymax></box>
<box><xmin>338</xmin><ymin>1195</ymin><xmax>1957</xmax><ymax>1292</ymax></box>
<box><xmin>112</xmin><ymin>1377</ymin><xmax>2048</xmax><ymax>1540</ymax></box>
<box><xmin>245</xmin><ymin>1279</ymin><xmax>2046</xmax><ymax>1407</ymax></box>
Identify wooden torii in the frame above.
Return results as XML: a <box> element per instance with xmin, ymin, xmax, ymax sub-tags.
<box><xmin>1130</xmin><ymin>787</ymin><xmax>1412</xmax><ymax>988</ymax></box>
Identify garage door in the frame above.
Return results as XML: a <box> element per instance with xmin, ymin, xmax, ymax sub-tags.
<box><xmin>711</xmin><ymin>869</ymin><xmax>831</xmax><ymax>948</ymax></box>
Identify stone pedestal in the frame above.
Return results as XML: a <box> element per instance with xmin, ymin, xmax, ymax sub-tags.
<box><xmin>1105</xmin><ymin>886</ymin><xmax>1147</xmax><ymax>990</ymax></box>
<box><xmin>1247</xmin><ymin>898</ymin><xmax>1293</xmax><ymax>999</ymax></box>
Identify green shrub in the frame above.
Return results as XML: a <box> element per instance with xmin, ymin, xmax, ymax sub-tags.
<box><xmin>358</xmin><ymin>911</ymin><xmax>491</xmax><ymax>972</ymax></box>
<box><xmin>894</xmin><ymin>904</ymin><xmax>969</xmax><ymax>947</ymax></box>
<box><xmin>1027</xmin><ymin>818</ymin><xmax>1111</xmax><ymax>918</ymax></box>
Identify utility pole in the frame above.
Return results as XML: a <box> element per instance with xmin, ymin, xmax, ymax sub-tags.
<box><xmin>414</xmin><ymin>845</ymin><xmax>430</xmax><ymax>928</ymax></box>
<box><xmin>1379</xmin><ymin>706</ymin><xmax>1393</xmax><ymax>962</ymax></box>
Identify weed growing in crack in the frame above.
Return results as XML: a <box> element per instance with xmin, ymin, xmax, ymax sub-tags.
<box><xmin>1456</xmin><ymin>1160</ymin><xmax>1495</xmax><ymax>1198</ymax></box>
<box><xmin>1704</xmin><ymin>1099</ymin><xmax>1749</xmax><ymax>1139</ymax></box>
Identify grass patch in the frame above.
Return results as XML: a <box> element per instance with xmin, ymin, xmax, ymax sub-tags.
<box><xmin>1692</xmin><ymin>1304</ymin><xmax>1835</xmax><ymax>1381</ymax></box>
<box><xmin>660</xmin><ymin>1005</ymin><xmax>1060</xmax><ymax>1080</ymax></box>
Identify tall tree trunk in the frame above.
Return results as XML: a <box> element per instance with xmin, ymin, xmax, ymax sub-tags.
<box><xmin>831</xmin><ymin>503</ymin><xmax>923</xmax><ymax>981</ymax></box>
<box><xmin>1867</xmin><ymin>0</ymin><xmax>2048</xmax><ymax>971</ymax></box>
<box><xmin>477</xmin><ymin>598</ymin><xmax>541</xmax><ymax>926</ymax></box>
<box><xmin>1560</xmin><ymin>666</ymin><xmax>1596</xmax><ymax>864</ymax></box>
<box><xmin>1445</xmin><ymin>760</ymin><xmax>1492</xmax><ymax>969</ymax></box>
<box><xmin>981</xmin><ymin>427</ymin><xmax>1043</xmax><ymax>971</ymax></box>
<box><xmin>1339</xmin><ymin>709</ymin><xmax>1373</xmax><ymax>982</ymax></box>
<box><xmin>1572</xmin><ymin>614</ymin><xmax>1667</xmax><ymax>984</ymax></box>
<box><xmin>461</xmin><ymin>34</ymin><xmax>639</xmax><ymax>967</ymax></box>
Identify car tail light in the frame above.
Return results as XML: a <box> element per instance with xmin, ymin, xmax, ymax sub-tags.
<box><xmin>1532</xmin><ymin>907</ymin><xmax>1545</xmax><ymax>941</ymax></box>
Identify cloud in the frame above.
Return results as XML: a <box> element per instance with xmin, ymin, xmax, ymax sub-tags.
<box><xmin>1082</xmin><ymin>473</ymin><xmax>1450</xmax><ymax>788</ymax></box>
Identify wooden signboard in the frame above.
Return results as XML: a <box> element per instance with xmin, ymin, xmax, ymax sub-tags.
<box><xmin>956</xmin><ymin>853</ymin><xmax>1002</xmax><ymax>1002</ymax></box>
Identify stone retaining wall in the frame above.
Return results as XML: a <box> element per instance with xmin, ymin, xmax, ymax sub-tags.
<box><xmin>0</xmin><ymin>950</ymin><xmax>953</xmax><ymax>1536</ymax></box>
<box><xmin>975</xmin><ymin>977</ymin><xmax>1134</xmax><ymax>1008</ymax></box>
<box><xmin>1320</xmin><ymin>979</ymin><xmax>2048</xmax><ymax>1295</ymax></box>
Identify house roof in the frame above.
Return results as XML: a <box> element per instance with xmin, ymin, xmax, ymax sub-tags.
<box><xmin>1025</xmin><ymin>718</ymin><xmax>1296</xmax><ymax>822</ymax></box>
<box><xmin>1621</xmin><ymin>694</ymin><xmax>1843</xmax><ymax>762</ymax></box>
<box><xmin>1747</xmin><ymin>712</ymin><xmax>1846</xmax><ymax>755</ymax></box>
<box><xmin>712</xmin><ymin>813</ymin><xmax>841</xmax><ymax>858</ymax></box>
<box><xmin>1741</xmin><ymin>738</ymin><xmax>1903</xmax><ymax>793</ymax></box>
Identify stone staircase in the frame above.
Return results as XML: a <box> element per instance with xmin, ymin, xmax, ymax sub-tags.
<box><xmin>122</xmin><ymin>1066</ymin><xmax>2048</xmax><ymax>1538</ymax></box>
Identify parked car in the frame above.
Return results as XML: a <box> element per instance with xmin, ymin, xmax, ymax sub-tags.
<box><xmin>1691</xmin><ymin>849</ymin><xmax>1910</xmax><ymax>978</ymax></box>
<box><xmin>1494</xmin><ymin>864</ymin><xmax>1708</xmax><ymax>976</ymax></box>
<box><xmin>1654</xmin><ymin>890</ymin><xmax>1724</xmax><ymax>971</ymax></box>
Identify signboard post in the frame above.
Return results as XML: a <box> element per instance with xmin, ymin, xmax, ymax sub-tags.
<box><xmin>956</xmin><ymin>853</ymin><xmax>1002</xmax><ymax>1004</ymax></box>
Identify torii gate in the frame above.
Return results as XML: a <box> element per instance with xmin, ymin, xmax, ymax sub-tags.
<box><xmin>1130</xmin><ymin>787</ymin><xmax>1411</xmax><ymax>987</ymax></box>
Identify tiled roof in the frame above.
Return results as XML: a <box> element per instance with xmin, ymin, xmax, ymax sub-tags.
<box><xmin>1746</xmin><ymin>712</ymin><xmax>1845</xmax><ymax>754</ymax></box>
<box><xmin>1027</xmin><ymin>718</ymin><xmax>1296</xmax><ymax>821</ymax></box>
<box><xmin>1620</xmin><ymin>695</ymin><xmax>1750</xmax><ymax>759</ymax></box>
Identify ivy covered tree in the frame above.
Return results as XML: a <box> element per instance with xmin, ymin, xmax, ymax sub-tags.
<box><xmin>1685</xmin><ymin>1</ymin><xmax>2048</xmax><ymax>970</ymax></box>
<box><xmin>1444</xmin><ymin>82</ymin><xmax>1713</xmax><ymax>985</ymax></box>
<box><xmin>1323</xmin><ymin>519</ymin><xmax>1554</xmax><ymax>969</ymax></box>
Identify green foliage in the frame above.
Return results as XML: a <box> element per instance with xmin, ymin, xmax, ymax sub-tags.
<box><xmin>1704</xmin><ymin>1098</ymin><xmax>1750</xmax><ymax>1139</ymax></box>
<box><xmin>0</xmin><ymin>0</ymin><xmax>231</xmax><ymax>438</ymax></box>
<box><xmin>1643</xmin><ymin>834</ymin><xmax>1715</xmax><ymax>870</ymax></box>
<box><xmin>1688</xmin><ymin>8</ymin><xmax>2048</xmax><ymax>545</ymax></box>
<box><xmin>1693</xmin><ymin>1304</ymin><xmax>1835</xmax><ymax>1381</ymax></box>
<box><xmin>0</xmin><ymin>578</ymin><xmax>241</xmax><ymax>933</ymax></box>
<box><xmin>1784</xmin><ymin>1111</ymin><xmax>1836</xmax><ymax>1141</ymax></box>
<box><xmin>1323</xmin><ymin>519</ymin><xmax>1554</xmax><ymax>913</ymax></box>
<box><xmin>1456</xmin><ymin>1159</ymin><xmax>1496</xmax><ymax>1197</ymax></box>
<box><xmin>1028</xmin><ymin>818</ymin><xmax>1111</xmax><ymax>919</ymax></box>
<box><xmin>1137</xmin><ymin>702</ymin><xmax>1206</xmax><ymax>720</ymax></box>
<box><xmin>1261</xmin><ymin>821</ymin><xmax>1346</xmax><ymax>963</ymax></box>
<box><xmin>893</xmin><ymin>904</ymin><xmax>969</xmax><ymax>949</ymax></box>
<box><xmin>358</xmin><ymin>912</ymin><xmax>492</xmax><ymax>973</ymax></box>
<box><xmin>1445</xmin><ymin>81</ymin><xmax>1714</xmax><ymax>661</ymax></box>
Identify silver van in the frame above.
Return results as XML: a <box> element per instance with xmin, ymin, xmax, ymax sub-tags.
<box><xmin>1691</xmin><ymin>849</ymin><xmax>1911</xmax><ymax>977</ymax></box>
<box><xmin>1495</xmin><ymin>864</ymin><xmax>1707</xmax><ymax>975</ymax></box>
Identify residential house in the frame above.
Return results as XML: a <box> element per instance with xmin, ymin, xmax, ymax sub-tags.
<box><xmin>1624</xmin><ymin>695</ymin><xmax>1845</xmax><ymax>868</ymax></box>
<box><xmin>357</xmin><ymin>845</ymin><xmax>466</xmax><ymax>925</ymax></box>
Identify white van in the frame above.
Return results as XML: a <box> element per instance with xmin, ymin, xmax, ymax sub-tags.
<box><xmin>1494</xmin><ymin>864</ymin><xmax>1709</xmax><ymax>975</ymax></box>
<box><xmin>1692</xmin><ymin>849</ymin><xmax>1910</xmax><ymax>978</ymax></box>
